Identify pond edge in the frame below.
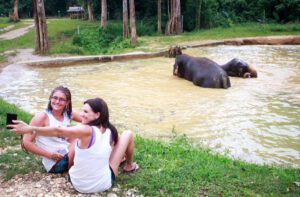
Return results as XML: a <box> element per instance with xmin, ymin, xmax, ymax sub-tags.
<box><xmin>16</xmin><ymin>35</ymin><xmax>300</xmax><ymax>67</ymax></box>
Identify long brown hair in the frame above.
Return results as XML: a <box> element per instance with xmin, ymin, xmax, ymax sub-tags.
<box><xmin>84</xmin><ymin>97</ymin><xmax>118</xmax><ymax>144</ymax></box>
<box><xmin>47</xmin><ymin>86</ymin><xmax>72</xmax><ymax>118</ymax></box>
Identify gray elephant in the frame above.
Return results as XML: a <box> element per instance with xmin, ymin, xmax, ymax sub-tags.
<box><xmin>173</xmin><ymin>54</ymin><xmax>231</xmax><ymax>89</ymax></box>
<box><xmin>221</xmin><ymin>58</ymin><xmax>257</xmax><ymax>78</ymax></box>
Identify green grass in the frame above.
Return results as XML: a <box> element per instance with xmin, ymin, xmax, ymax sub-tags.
<box><xmin>0</xmin><ymin>17</ymin><xmax>11</xmax><ymax>29</ymax></box>
<box><xmin>0</xmin><ymin>98</ymin><xmax>42</xmax><ymax>180</ymax></box>
<box><xmin>0</xmin><ymin>98</ymin><xmax>299</xmax><ymax>195</ymax></box>
<box><xmin>0</xmin><ymin>18</ymin><xmax>299</xmax><ymax>56</ymax></box>
<box><xmin>0</xmin><ymin>149</ymin><xmax>43</xmax><ymax>180</ymax></box>
<box><xmin>47</xmin><ymin>19</ymin><xmax>101</xmax><ymax>55</ymax></box>
<box><xmin>0</xmin><ymin>17</ymin><xmax>31</xmax><ymax>33</ymax></box>
<box><xmin>138</xmin><ymin>22</ymin><xmax>300</xmax><ymax>49</ymax></box>
<box><xmin>119</xmin><ymin>136</ymin><xmax>300</xmax><ymax>196</ymax></box>
<box><xmin>0</xmin><ymin>30</ymin><xmax>34</xmax><ymax>53</ymax></box>
<box><xmin>0</xmin><ymin>18</ymin><xmax>35</xmax><ymax>56</ymax></box>
<box><xmin>0</xmin><ymin>54</ymin><xmax>5</xmax><ymax>62</ymax></box>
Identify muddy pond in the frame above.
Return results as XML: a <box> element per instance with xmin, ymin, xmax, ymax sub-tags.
<box><xmin>0</xmin><ymin>45</ymin><xmax>299</xmax><ymax>167</ymax></box>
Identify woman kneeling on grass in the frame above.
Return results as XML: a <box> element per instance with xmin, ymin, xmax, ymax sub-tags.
<box><xmin>9</xmin><ymin>97</ymin><xmax>139</xmax><ymax>193</ymax></box>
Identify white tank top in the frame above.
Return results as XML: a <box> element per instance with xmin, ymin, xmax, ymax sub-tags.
<box><xmin>35</xmin><ymin>110</ymin><xmax>71</xmax><ymax>172</ymax></box>
<box><xmin>69</xmin><ymin>126</ymin><xmax>112</xmax><ymax>193</ymax></box>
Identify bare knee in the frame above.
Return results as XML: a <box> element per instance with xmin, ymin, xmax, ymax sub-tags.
<box><xmin>122</xmin><ymin>130</ymin><xmax>133</xmax><ymax>138</ymax></box>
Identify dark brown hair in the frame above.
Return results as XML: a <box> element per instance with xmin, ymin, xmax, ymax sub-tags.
<box><xmin>47</xmin><ymin>86</ymin><xmax>72</xmax><ymax>118</ymax></box>
<box><xmin>84</xmin><ymin>97</ymin><xmax>118</xmax><ymax>144</ymax></box>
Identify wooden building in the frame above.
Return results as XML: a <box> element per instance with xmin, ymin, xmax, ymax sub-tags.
<box><xmin>67</xmin><ymin>6</ymin><xmax>84</xmax><ymax>19</ymax></box>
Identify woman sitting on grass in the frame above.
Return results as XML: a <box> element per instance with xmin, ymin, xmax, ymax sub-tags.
<box><xmin>9</xmin><ymin>97</ymin><xmax>139</xmax><ymax>193</ymax></box>
<box><xmin>22</xmin><ymin>86</ymin><xmax>81</xmax><ymax>173</ymax></box>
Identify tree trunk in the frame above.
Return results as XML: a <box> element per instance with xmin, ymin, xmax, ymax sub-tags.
<box><xmin>100</xmin><ymin>0</ymin><xmax>107</xmax><ymax>28</ymax></box>
<box><xmin>87</xmin><ymin>0</ymin><xmax>94</xmax><ymax>21</ymax></box>
<box><xmin>122</xmin><ymin>0</ymin><xmax>129</xmax><ymax>38</ymax></box>
<box><xmin>32</xmin><ymin>0</ymin><xmax>48</xmax><ymax>54</ymax></box>
<box><xmin>165</xmin><ymin>0</ymin><xmax>181</xmax><ymax>35</ymax></box>
<box><xmin>10</xmin><ymin>0</ymin><xmax>19</xmax><ymax>22</ymax></box>
<box><xmin>174</xmin><ymin>0</ymin><xmax>181</xmax><ymax>34</ymax></box>
<box><xmin>165</xmin><ymin>0</ymin><xmax>174</xmax><ymax>35</ymax></box>
<box><xmin>129</xmin><ymin>0</ymin><xmax>137</xmax><ymax>47</ymax></box>
<box><xmin>195</xmin><ymin>0</ymin><xmax>202</xmax><ymax>29</ymax></box>
<box><xmin>157</xmin><ymin>0</ymin><xmax>162</xmax><ymax>34</ymax></box>
<box><xmin>167</xmin><ymin>0</ymin><xmax>170</xmax><ymax>20</ymax></box>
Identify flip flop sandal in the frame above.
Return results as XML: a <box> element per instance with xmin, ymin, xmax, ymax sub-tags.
<box><xmin>119</xmin><ymin>157</ymin><xmax>126</xmax><ymax>168</ymax></box>
<box><xmin>123</xmin><ymin>163</ymin><xmax>139</xmax><ymax>173</ymax></box>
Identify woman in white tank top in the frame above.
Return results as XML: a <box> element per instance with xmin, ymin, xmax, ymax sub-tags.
<box><xmin>10</xmin><ymin>97</ymin><xmax>139</xmax><ymax>193</ymax></box>
<box><xmin>22</xmin><ymin>86</ymin><xmax>81</xmax><ymax>173</ymax></box>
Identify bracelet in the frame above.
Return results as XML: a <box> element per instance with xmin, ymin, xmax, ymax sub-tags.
<box><xmin>32</xmin><ymin>126</ymin><xmax>37</xmax><ymax>135</ymax></box>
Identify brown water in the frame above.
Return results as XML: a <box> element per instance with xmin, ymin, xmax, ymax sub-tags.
<box><xmin>1</xmin><ymin>45</ymin><xmax>299</xmax><ymax>166</ymax></box>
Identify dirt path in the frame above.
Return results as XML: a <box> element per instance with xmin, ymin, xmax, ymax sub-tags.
<box><xmin>0</xmin><ymin>23</ymin><xmax>34</xmax><ymax>40</ymax></box>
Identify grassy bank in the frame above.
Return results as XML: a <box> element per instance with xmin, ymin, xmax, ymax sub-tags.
<box><xmin>0</xmin><ymin>98</ymin><xmax>42</xmax><ymax>179</ymax></box>
<box><xmin>0</xmin><ymin>98</ymin><xmax>299</xmax><ymax>196</ymax></box>
<box><xmin>0</xmin><ymin>18</ymin><xmax>299</xmax><ymax>56</ymax></box>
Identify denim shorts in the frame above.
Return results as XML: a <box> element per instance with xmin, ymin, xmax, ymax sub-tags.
<box><xmin>49</xmin><ymin>154</ymin><xmax>69</xmax><ymax>173</ymax></box>
<box><xmin>110</xmin><ymin>165</ymin><xmax>116</xmax><ymax>185</ymax></box>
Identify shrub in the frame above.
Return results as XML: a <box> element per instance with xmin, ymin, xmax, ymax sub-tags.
<box><xmin>72</xmin><ymin>24</ymin><xmax>133</xmax><ymax>54</ymax></box>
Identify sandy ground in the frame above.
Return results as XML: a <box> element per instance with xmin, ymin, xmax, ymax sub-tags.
<box><xmin>0</xmin><ymin>171</ymin><xmax>141</xmax><ymax>197</ymax></box>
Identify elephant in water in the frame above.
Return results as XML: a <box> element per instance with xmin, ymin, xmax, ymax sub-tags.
<box><xmin>173</xmin><ymin>54</ymin><xmax>231</xmax><ymax>89</ymax></box>
<box><xmin>221</xmin><ymin>58</ymin><xmax>257</xmax><ymax>78</ymax></box>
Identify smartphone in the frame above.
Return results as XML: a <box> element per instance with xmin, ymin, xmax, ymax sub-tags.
<box><xmin>59</xmin><ymin>148</ymin><xmax>68</xmax><ymax>155</ymax></box>
<box><xmin>6</xmin><ymin>113</ymin><xmax>17</xmax><ymax>129</ymax></box>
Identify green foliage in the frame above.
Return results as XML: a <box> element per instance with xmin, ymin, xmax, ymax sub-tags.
<box><xmin>0</xmin><ymin>0</ymin><xmax>12</xmax><ymax>17</ymax></box>
<box><xmin>107</xmin><ymin>37</ymin><xmax>131</xmax><ymax>54</ymax></box>
<box><xmin>72</xmin><ymin>24</ymin><xmax>133</xmax><ymax>55</ymax></box>
<box><xmin>50</xmin><ymin>42</ymin><xmax>84</xmax><ymax>55</ymax></box>
<box><xmin>136</xmin><ymin>18</ymin><xmax>157</xmax><ymax>36</ymax></box>
<box><xmin>1</xmin><ymin>0</ymin><xmax>300</xmax><ymax>31</ymax></box>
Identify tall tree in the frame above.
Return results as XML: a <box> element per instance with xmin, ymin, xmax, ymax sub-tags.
<box><xmin>100</xmin><ymin>0</ymin><xmax>107</xmax><ymax>28</ymax></box>
<box><xmin>32</xmin><ymin>0</ymin><xmax>48</xmax><ymax>54</ymax></box>
<box><xmin>129</xmin><ymin>0</ymin><xmax>137</xmax><ymax>46</ymax></box>
<box><xmin>174</xmin><ymin>0</ymin><xmax>181</xmax><ymax>34</ymax></box>
<box><xmin>165</xmin><ymin>0</ymin><xmax>182</xmax><ymax>35</ymax></box>
<box><xmin>157</xmin><ymin>0</ymin><xmax>162</xmax><ymax>34</ymax></box>
<box><xmin>10</xmin><ymin>0</ymin><xmax>19</xmax><ymax>21</ymax></box>
<box><xmin>122</xmin><ymin>0</ymin><xmax>129</xmax><ymax>38</ymax></box>
<box><xmin>195</xmin><ymin>0</ymin><xmax>202</xmax><ymax>29</ymax></box>
<box><xmin>87</xmin><ymin>0</ymin><xmax>94</xmax><ymax>21</ymax></box>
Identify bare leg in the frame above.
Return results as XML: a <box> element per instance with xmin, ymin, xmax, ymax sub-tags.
<box><xmin>109</xmin><ymin>130</ymin><xmax>135</xmax><ymax>176</ymax></box>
